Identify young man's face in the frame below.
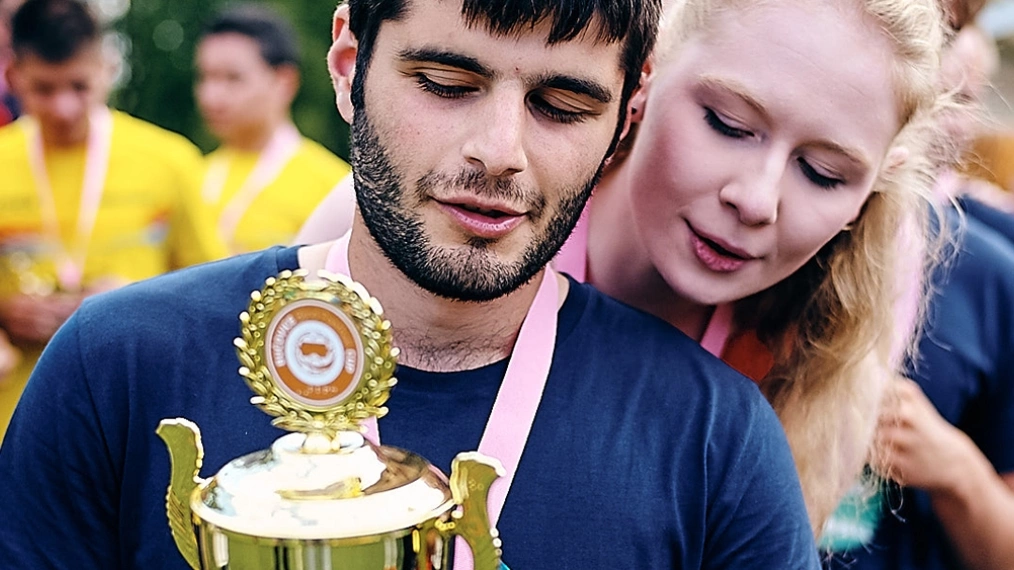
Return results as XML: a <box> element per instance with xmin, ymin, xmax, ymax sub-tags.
<box><xmin>8</xmin><ymin>45</ymin><xmax>108</xmax><ymax>146</ymax></box>
<box><xmin>338</xmin><ymin>0</ymin><xmax>627</xmax><ymax>301</ymax></box>
<box><xmin>195</xmin><ymin>32</ymin><xmax>294</xmax><ymax>146</ymax></box>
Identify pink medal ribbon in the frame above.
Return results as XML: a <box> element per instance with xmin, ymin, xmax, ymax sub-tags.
<box><xmin>324</xmin><ymin>231</ymin><xmax>559</xmax><ymax>570</ymax></box>
<box><xmin>699</xmin><ymin>303</ymin><xmax>734</xmax><ymax>357</ymax></box>
<box><xmin>24</xmin><ymin>106</ymin><xmax>114</xmax><ymax>292</ymax></box>
<box><xmin>203</xmin><ymin>123</ymin><xmax>302</xmax><ymax>252</ymax></box>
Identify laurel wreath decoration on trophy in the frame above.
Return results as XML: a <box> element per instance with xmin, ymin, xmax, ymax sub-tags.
<box><xmin>234</xmin><ymin>269</ymin><xmax>399</xmax><ymax>438</ymax></box>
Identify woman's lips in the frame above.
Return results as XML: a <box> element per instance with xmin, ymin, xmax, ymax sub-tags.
<box><xmin>688</xmin><ymin>225</ymin><xmax>755</xmax><ymax>273</ymax></box>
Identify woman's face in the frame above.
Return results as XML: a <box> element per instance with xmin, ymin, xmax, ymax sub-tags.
<box><xmin>625</xmin><ymin>0</ymin><xmax>903</xmax><ymax>306</ymax></box>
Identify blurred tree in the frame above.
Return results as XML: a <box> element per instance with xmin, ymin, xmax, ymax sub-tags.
<box><xmin>109</xmin><ymin>0</ymin><xmax>350</xmax><ymax>160</ymax></box>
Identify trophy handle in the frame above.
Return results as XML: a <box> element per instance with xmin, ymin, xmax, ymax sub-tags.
<box><xmin>448</xmin><ymin>452</ymin><xmax>506</xmax><ymax>570</ymax></box>
<box><xmin>156</xmin><ymin>418</ymin><xmax>206</xmax><ymax>570</ymax></box>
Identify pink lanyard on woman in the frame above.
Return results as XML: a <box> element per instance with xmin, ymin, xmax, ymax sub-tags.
<box><xmin>203</xmin><ymin>123</ymin><xmax>302</xmax><ymax>251</ymax></box>
<box><xmin>699</xmin><ymin>303</ymin><xmax>734</xmax><ymax>357</ymax></box>
<box><xmin>23</xmin><ymin>106</ymin><xmax>113</xmax><ymax>292</ymax></box>
<box><xmin>325</xmin><ymin>231</ymin><xmax>558</xmax><ymax>570</ymax></box>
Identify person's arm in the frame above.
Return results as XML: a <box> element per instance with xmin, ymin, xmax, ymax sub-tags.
<box><xmin>0</xmin><ymin>309</ymin><xmax>121</xmax><ymax>567</ymax></box>
<box><xmin>294</xmin><ymin>174</ymin><xmax>356</xmax><ymax>244</ymax></box>
<box><xmin>0</xmin><ymin>291</ymin><xmax>82</xmax><ymax>345</ymax></box>
<box><xmin>877</xmin><ymin>377</ymin><xmax>1014</xmax><ymax>570</ymax></box>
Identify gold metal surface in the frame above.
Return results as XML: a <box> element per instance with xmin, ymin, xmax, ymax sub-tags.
<box><xmin>447</xmin><ymin>453</ymin><xmax>506</xmax><ymax>570</ymax></box>
<box><xmin>194</xmin><ymin>518</ymin><xmax>452</xmax><ymax>570</ymax></box>
<box><xmin>190</xmin><ymin>433</ymin><xmax>456</xmax><ymax>540</ymax></box>
<box><xmin>156</xmin><ymin>418</ymin><xmax>205</xmax><ymax>570</ymax></box>
<box><xmin>234</xmin><ymin>270</ymin><xmax>398</xmax><ymax>438</ymax></box>
<box><xmin>156</xmin><ymin>270</ymin><xmax>505</xmax><ymax>569</ymax></box>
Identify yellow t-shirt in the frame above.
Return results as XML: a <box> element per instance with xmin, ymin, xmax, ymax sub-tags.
<box><xmin>0</xmin><ymin>110</ymin><xmax>226</xmax><ymax>441</ymax></box>
<box><xmin>203</xmin><ymin>137</ymin><xmax>350</xmax><ymax>253</ymax></box>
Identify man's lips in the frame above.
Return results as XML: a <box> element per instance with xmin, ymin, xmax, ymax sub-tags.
<box><xmin>437</xmin><ymin>198</ymin><xmax>525</xmax><ymax>218</ymax></box>
<box><xmin>436</xmin><ymin>198</ymin><xmax>527</xmax><ymax>239</ymax></box>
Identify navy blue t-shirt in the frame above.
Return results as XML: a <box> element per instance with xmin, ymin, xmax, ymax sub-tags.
<box><xmin>0</xmin><ymin>246</ymin><xmax>818</xmax><ymax>569</ymax></box>
<box><xmin>841</xmin><ymin>214</ymin><xmax>1014</xmax><ymax>570</ymax></box>
<box><xmin>958</xmin><ymin>196</ymin><xmax>1014</xmax><ymax>244</ymax></box>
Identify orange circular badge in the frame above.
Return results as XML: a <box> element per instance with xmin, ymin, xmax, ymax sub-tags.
<box><xmin>264</xmin><ymin>299</ymin><xmax>365</xmax><ymax>409</ymax></box>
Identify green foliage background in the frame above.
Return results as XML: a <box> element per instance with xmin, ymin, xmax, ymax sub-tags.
<box><xmin>109</xmin><ymin>0</ymin><xmax>350</xmax><ymax>161</ymax></box>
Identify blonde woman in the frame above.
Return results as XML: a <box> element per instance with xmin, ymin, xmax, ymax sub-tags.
<box><xmin>298</xmin><ymin>0</ymin><xmax>951</xmax><ymax>540</ymax></box>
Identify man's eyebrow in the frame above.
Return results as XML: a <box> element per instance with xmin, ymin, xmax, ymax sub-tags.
<box><xmin>534</xmin><ymin>74</ymin><xmax>613</xmax><ymax>104</ymax></box>
<box><xmin>397</xmin><ymin>48</ymin><xmax>493</xmax><ymax>79</ymax></box>
<box><xmin>398</xmin><ymin>48</ymin><xmax>614</xmax><ymax>104</ymax></box>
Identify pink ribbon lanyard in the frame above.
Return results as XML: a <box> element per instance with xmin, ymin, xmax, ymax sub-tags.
<box><xmin>204</xmin><ymin>123</ymin><xmax>302</xmax><ymax>251</ymax></box>
<box><xmin>24</xmin><ymin>106</ymin><xmax>114</xmax><ymax>292</ymax></box>
<box><xmin>324</xmin><ymin>231</ymin><xmax>558</xmax><ymax>570</ymax></box>
<box><xmin>699</xmin><ymin>303</ymin><xmax>734</xmax><ymax>357</ymax></box>
<box><xmin>551</xmin><ymin>204</ymin><xmax>590</xmax><ymax>282</ymax></box>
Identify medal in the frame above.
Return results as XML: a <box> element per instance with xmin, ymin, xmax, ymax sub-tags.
<box><xmin>23</xmin><ymin>106</ymin><xmax>113</xmax><ymax>292</ymax></box>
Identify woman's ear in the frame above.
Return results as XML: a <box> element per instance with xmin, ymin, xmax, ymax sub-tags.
<box><xmin>328</xmin><ymin>4</ymin><xmax>358</xmax><ymax>123</ymax></box>
<box><xmin>619</xmin><ymin>57</ymin><xmax>654</xmax><ymax>141</ymax></box>
<box><xmin>883</xmin><ymin>146</ymin><xmax>910</xmax><ymax>176</ymax></box>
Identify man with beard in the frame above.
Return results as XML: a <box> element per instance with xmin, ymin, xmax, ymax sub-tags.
<box><xmin>0</xmin><ymin>0</ymin><xmax>818</xmax><ymax>567</ymax></box>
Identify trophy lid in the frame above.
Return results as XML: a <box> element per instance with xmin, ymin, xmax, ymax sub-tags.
<box><xmin>193</xmin><ymin>270</ymin><xmax>455</xmax><ymax>540</ymax></box>
<box><xmin>192</xmin><ymin>430</ymin><xmax>455</xmax><ymax>540</ymax></box>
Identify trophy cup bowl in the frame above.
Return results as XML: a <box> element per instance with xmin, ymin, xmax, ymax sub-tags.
<box><xmin>156</xmin><ymin>270</ymin><xmax>504</xmax><ymax>570</ymax></box>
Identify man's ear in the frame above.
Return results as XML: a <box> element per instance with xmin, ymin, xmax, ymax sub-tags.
<box><xmin>275</xmin><ymin>65</ymin><xmax>301</xmax><ymax>107</ymax></box>
<box><xmin>328</xmin><ymin>4</ymin><xmax>358</xmax><ymax>123</ymax></box>
<box><xmin>4</xmin><ymin>64</ymin><xmax>19</xmax><ymax>99</ymax></box>
<box><xmin>618</xmin><ymin>58</ymin><xmax>653</xmax><ymax>142</ymax></box>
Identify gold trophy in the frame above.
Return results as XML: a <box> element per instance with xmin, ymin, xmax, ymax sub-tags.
<box><xmin>157</xmin><ymin>270</ymin><xmax>505</xmax><ymax>570</ymax></box>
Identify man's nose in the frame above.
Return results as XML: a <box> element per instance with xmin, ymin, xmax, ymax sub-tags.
<box><xmin>462</xmin><ymin>91</ymin><xmax>529</xmax><ymax>177</ymax></box>
<box><xmin>49</xmin><ymin>91</ymin><xmax>85</xmax><ymax>122</ymax></box>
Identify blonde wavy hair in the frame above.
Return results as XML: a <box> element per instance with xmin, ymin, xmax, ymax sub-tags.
<box><xmin>652</xmin><ymin>0</ymin><xmax>953</xmax><ymax>538</ymax></box>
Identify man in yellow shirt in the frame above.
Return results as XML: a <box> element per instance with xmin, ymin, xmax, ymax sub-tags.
<box><xmin>0</xmin><ymin>0</ymin><xmax>25</xmax><ymax>126</ymax></box>
<box><xmin>195</xmin><ymin>5</ymin><xmax>351</xmax><ymax>254</ymax></box>
<box><xmin>0</xmin><ymin>0</ymin><xmax>225</xmax><ymax>440</ymax></box>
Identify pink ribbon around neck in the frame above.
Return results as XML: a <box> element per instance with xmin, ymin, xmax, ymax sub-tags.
<box><xmin>204</xmin><ymin>123</ymin><xmax>302</xmax><ymax>252</ymax></box>
<box><xmin>699</xmin><ymin>303</ymin><xmax>733</xmax><ymax>357</ymax></box>
<box><xmin>24</xmin><ymin>106</ymin><xmax>113</xmax><ymax>292</ymax></box>
<box><xmin>324</xmin><ymin>230</ymin><xmax>558</xmax><ymax>570</ymax></box>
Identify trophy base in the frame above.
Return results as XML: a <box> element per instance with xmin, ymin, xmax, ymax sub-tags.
<box><xmin>194</xmin><ymin>519</ymin><xmax>454</xmax><ymax>570</ymax></box>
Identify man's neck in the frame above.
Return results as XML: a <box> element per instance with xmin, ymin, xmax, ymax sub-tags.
<box><xmin>299</xmin><ymin>224</ymin><xmax>555</xmax><ymax>373</ymax></box>
<box><xmin>40</xmin><ymin>116</ymin><xmax>91</xmax><ymax>150</ymax></box>
<box><xmin>224</xmin><ymin>117</ymin><xmax>288</xmax><ymax>154</ymax></box>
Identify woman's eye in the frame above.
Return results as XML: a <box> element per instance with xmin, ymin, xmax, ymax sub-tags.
<box><xmin>415</xmin><ymin>74</ymin><xmax>473</xmax><ymax>99</ymax></box>
<box><xmin>529</xmin><ymin>95</ymin><xmax>586</xmax><ymax>125</ymax></box>
<box><xmin>798</xmin><ymin>157</ymin><xmax>844</xmax><ymax>189</ymax></box>
<box><xmin>704</xmin><ymin>108</ymin><xmax>752</xmax><ymax>139</ymax></box>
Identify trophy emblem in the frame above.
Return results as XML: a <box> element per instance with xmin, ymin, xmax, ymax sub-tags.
<box><xmin>157</xmin><ymin>270</ymin><xmax>504</xmax><ymax>570</ymax></box>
